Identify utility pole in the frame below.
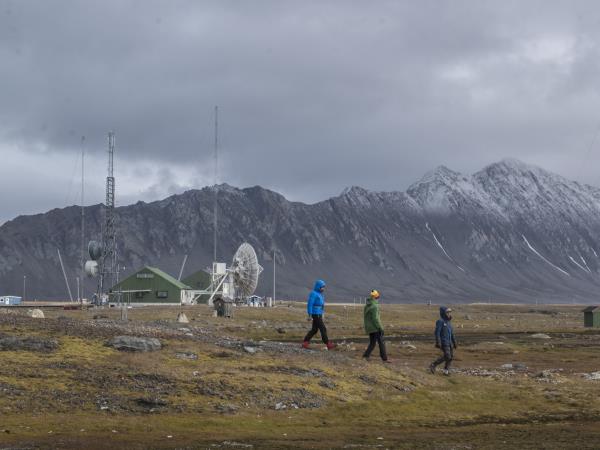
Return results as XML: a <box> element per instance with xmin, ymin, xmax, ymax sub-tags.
<box><xmin>22</xmin><ymin>275</ymin><xmax>26</xmax><ymax>302</ymax></box>
<box><xmin>80</xmin><ymin>135</ymin><xmax>85</xmax><ymax>304</ymax></box>
<box><xmin>273</xmin><ymin>249</ymin><xmax>276</xmax><ymax>305</ymax></box>
<box><xmin>213</xmin><ymin>106</ymin><xmax>219</xmax><ymax>262</ymax></box>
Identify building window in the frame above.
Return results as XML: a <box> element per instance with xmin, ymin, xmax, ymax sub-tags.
<box><xmin>156</xmin><ymin>291</ymin><xmax>168</xmax><ymax>299</ymax></box>
<box><xmin>135</xmin><ymin>291</ymin><xmax>145</xmax><ymax>299</ymax></box>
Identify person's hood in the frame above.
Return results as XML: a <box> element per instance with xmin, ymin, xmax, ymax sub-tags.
<box><xmin>439</xmin><ymin>306</ymin><xmax>449</xmax><ymax>319</ymax></box>
<box><xmin>313</xmin><ymin>279</ymin><xmax>326</xmax><ymax>292</ymax></box>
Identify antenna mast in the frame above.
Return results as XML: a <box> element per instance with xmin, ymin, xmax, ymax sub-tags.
<box><xmin>213</xmin><ymin>105</ymin><xmax>219</xmax><ymax>262</ymax></box>
<box><xmin>98</xmin><ymin>131</ymin><xmax>117</xmax><ymax>302</ymax></box>
<box><xmin>80</xmin><ymin>135</ymin><xmax>85</xmax><ymax>304</ymax></box>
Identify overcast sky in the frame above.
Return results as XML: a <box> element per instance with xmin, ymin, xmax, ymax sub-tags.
<box><xmin>2</xmin><ymin>0</ymin><xmax>600</xmax><ymax>223</ymax></box>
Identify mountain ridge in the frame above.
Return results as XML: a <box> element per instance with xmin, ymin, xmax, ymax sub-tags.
<box><xmin>2</xmin><ymin>159</ymin><xmax>600</xmax><ymax>303</ymax></box>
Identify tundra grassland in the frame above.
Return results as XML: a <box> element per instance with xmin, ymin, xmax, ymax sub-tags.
<box><xmin>1</xmin><ymin>302</ymin><xmax>600</xmax><ymax>449</ymax></box>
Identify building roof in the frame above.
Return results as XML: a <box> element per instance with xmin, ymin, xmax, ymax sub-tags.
<box><xmin>583</xmin><ymin>306</ymin><xmax>600</xmax><ymax>313</ymax></box>
<box><xmin>112</xmin><ymin>266</ymin><xmax>192</xmax><ymax>291</ymax></box>
<box><xmin>145</xmin><ymin>266</ymin><xmax>191</xmax><ymax>290</ymax></box>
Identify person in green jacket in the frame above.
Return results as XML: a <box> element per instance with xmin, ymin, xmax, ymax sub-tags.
<box><xmin>362</xmin><ymin>289</ymin><xmax>389</xmax><ymax>363</ymax></box>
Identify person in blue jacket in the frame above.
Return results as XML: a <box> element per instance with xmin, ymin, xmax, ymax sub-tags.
<box><xmin>429</xmin><ymin>306</ymin><xmax>457</xmax><ymax>376</ymax></box>
<box><xmin>302</xmin><ymin>279</ymin><xmax>336</xmax><ymax>350</ymax></box>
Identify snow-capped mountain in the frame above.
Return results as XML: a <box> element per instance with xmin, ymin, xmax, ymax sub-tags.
<box><xmin>1</xmin><ymin>158</ymin><xmax>600</xmax><ymax>303</ymax></box>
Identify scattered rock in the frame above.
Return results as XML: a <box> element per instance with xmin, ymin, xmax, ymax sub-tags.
<box><xmin>582</xmin><ymin>372</ymin><xmax>600</xmax><ymax>380</ymax></box>
<box><xmin>359</xmin><ymin>374</ymin><xmax>377</xmax><ymax>384</ymax></box>
<box><xmin>107</xmin><ymin>336</ymin><xmax>162</xmax><ymax>352</ymax></box>
<box><xmin>0</xmin><ymin>335</ymin><xmax>58</xmax><ymax>352</ymax></box>
<box><xmin>399</xmin><ymin>341</ymin><xmax>417</xmax><ymax>350</ymax></box>
<box><xmin>464</xmin><ymin>315</ymin><xmax>473</xmax><ymax>320</ymax></box>
<box><xmin>318</xmin><ymin>379</ymin><xmax>336</xmax><ymax>389</ymax></box>
<box><xmin>275</xmin><ymin>402</ymin><xmax>286</xmax><ymax>410</ymax></box>
<box><xmin>513</xmin><ymin>363</ymin><xmax>528</xmax><ymax>370</ymax></box>
<box><xmin>175</xmin><ymin>351</ymin><xmax>198</xmax><ymax>360</ymax></box>
<box><xmin>215</xmin><ymin>403</ymin><xmax>238</xmax><ymax>414</ymax></box>
<box><xmin>243</xmin><ymin>346</ymin><xmax>258</xmax><ymax>354</ymax></box>
<box><xmin>29</xmin><ymin>309</ymin><xmax>45</xmax><ymax>319</ymax></box>
<box><xmin>534</xmin><ymin>369</ymin><xmax>564</xmax><ymax>383</ymax></box>
<box><xmin>276</xmin><ymin>328</ymin><xmax>286</xmax><ymax>334</ymax></box>
<box><xmin>501</xmin><ymin>364</ymin><xmax>513</xmax><ymax>369</ymax></box>
<box><xmin>211</xmin><ymin>351</ymin><xmax>234</xmax><ymax>358</ymax></box>
<box><xmin>135</xmin><ymin>397</ymin><xmax>168</xmax><ymax>408</ymax></box>
<box><xmin>530</xmin><ymin>333</ymin><xmax>551</xmax><ymax>339</ymax></box>
<box><xmin>93</xmin><ymin>314</ymin><xmax>109</xmax><ymax>320</ymax></box>
<box><xmin>176</xmin><ymin>312</ymin><xmax>189</xmax><ymax>324</ymax></box>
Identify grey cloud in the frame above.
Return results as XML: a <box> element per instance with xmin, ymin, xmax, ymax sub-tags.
<box><xmin>3</xmin><ymin>0</ymin><xmax>600</xmax><ymax>220</ymax></box>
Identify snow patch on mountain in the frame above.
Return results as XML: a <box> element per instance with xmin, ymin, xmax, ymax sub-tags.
<box><xmin>522</xmin><ymin>235</ymin><xmax>570</xmax><ymax>276</ymax></box>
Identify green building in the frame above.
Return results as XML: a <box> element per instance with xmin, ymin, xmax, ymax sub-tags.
<box><xmin>583</xmin><ymin>306</ymin><xmax>600</xmax><ymax>328</ymax></box>
<box><xmin>111</xmin><ymin>266</ymin><xmax>192</xmax><ymax>304</ymax></box>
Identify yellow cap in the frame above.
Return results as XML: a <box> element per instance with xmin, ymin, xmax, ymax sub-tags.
<box><xmin>370</xmin><ymin>289</ymin><xmax>380</xmax><ymax>299</ymax></box>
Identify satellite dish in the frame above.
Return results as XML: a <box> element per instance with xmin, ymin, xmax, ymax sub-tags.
<box><xmin>88</xmin><ymin>240</ymin><xmax>102</xmax><ymax>261</ymax></box>
<box><xmin>85</xmin><ymin>260</ymin><xmax>99</xmax><ymax>277</ymax></box>
<box><xmin>230</xmin><ymin>243</ymin><xmax>263</xmax><ymax>298</ymax></box>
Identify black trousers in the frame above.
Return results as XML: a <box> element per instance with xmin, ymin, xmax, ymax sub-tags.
<box><xmin>432</xmin><ymin>345</ymin><xmax>453</xmax><ymax>370</ymax></box>
<box><xmin>304</xmin><ymin>314</ymin><xmax>329</xmax><ymax>344</ymax></box>
<box><xmin>363</xmin><ymin>330</ymin><xmax>388</xmax><ymax>361</ymax></box>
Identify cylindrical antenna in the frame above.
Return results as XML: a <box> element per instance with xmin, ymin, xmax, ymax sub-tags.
<box><xmin>213</xmin><ymin>105</ymin><xmax>219</xmax><ymax>262</ymax></box>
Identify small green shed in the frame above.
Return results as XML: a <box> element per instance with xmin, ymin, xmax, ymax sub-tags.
<box><xmin>182</xmin><ymin>270</ymin><xmax>211</xmax><ymax>291</ymax></box>
<box><xmin>583</xmin><ymin>306</ymin><xmax>600</xmax><ymax>328</ymax></box>
<box><xmin>111</xmin><ymin>266</ymin><xmax>192</xmax><ymax>304</ymax></box>
<box><xmin>181</xmin><ymin>270</ymin><xmax>212</xmax><ymax>304</ymax></box>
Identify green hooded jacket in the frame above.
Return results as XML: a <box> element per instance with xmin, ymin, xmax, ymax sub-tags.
<box><xmin>363</xmin><ymin>297</ymin><xmax>384</xmax><ymax>334</ymax></box>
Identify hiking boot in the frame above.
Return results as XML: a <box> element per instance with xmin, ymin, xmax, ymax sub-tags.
<box><xmin>429</xmin><ymin>364</ymin><xmax>436</xmax><ymax>374</ymax></box>
<box><xmin>326</xmin><ymin>341</ymin><xmax>337</xmax><ymax>350</ymax></box>
<box><xmin>382</xmin><ymin>359</ymin><xmax>392</xmax><ymax>364</ymax></box>
<box><xmin>362</xmin><ymin>355</ymin><xmax>370</xmax><ymax>361</ymax></box>
<box><xmin>443</xmin><ymin>369</ymin><xmax>450</xmax><ymax>376</ymax></box>
<box><xmin>301</xmin><ymin>341</ymin><xmax>310</xmax><ymax>349</ymax></box>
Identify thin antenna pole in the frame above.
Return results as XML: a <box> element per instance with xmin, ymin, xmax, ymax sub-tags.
<box><xmin>57</xmin><ymin>248</ymin><xmax>74</xmax><ymax>302</ymax></box>
<box><xmin>273</xmin><ymin>249</ymin><xmax>276</xmax><ymax>305</ymax></box>
<box><xmin>213</xmin><ymin>105</ymin><xmax>219</xmax><ymax>262</ymax></box>
<box><xmin>80</xmin><ymin>136</ymin><xmax>85</xmax><ymax>303</ymax></box>
<box><xmin>178</xmin><ymin>254</ymin><xmax>188</xmax><ymax>281</ymax></box>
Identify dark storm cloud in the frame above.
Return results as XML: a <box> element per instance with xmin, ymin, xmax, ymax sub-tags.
<box><xmin>2</xmin><ymin>0</ymin><xmax>600</xmax><ymax>222</ymax></box>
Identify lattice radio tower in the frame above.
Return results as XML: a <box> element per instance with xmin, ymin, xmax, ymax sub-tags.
<box><xmin>98</xmin><ymin>131</ymin><xmax>117</xmax><ymax>299</ymax></box>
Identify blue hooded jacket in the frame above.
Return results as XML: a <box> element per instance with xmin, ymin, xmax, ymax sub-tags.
<box><xmin>435</xmin><ymin>306</ymin><xmax>456</xmax><ymax>347</ymax></box>
<box><xmin>307</xmin><ymin>280</ymin><xmax>326</xmax><ymax>315</ymax></box>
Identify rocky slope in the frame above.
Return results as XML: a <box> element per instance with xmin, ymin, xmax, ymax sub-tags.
<box><xmin>2</xmin><ymin>158</ymin><xmax>600</xmax><ymax>303</ymax></box>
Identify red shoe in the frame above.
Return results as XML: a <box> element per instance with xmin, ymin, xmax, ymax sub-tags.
<box><xmin>302</xmin><ymin>341</ymin><xmax>310</xmax><ymax>349</ymax></box>
<box><xmin>326</xmin><ymin>341</ymin><xmax>337</xmax><ymax>350</ymax></box>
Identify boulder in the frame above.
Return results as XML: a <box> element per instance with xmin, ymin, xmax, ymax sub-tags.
<box><xmin>107</xmin><ymin>336</ymin><xmax>162</xmax><ymax>352</ymax></box>
<box><xmin>0</xmin><ymin>336</ymin><xmax>58</xmax><ymax>352</ymax></box>
<box><xmin>176</xmin><ymin>312</ymin><xmax>189</xmax><ymax>324</ymax></box>
<box><xmin>29</xmin><ymin>309</ymin><xmax>45</xmax><ymax>319</ymax></box>
<box><xmin>530</xmin><ymin>333</ymin><xmax>551</xmax><ymax>339</ymax></box>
